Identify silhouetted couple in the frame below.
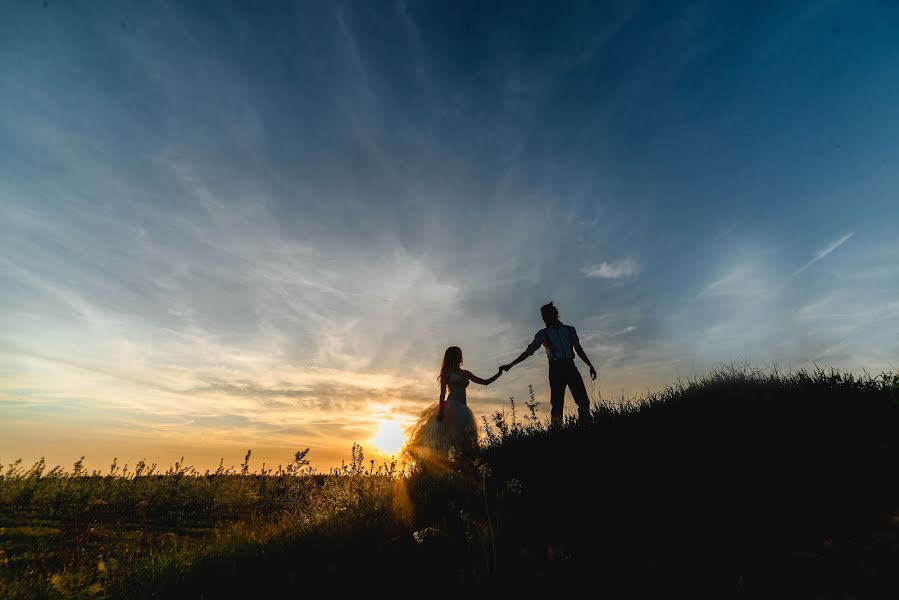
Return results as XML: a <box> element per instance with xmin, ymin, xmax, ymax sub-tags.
<box><xmin>502</xmin><ymin>301</ymin><xmax>598</xmax><ymax>425</ymax></box>
<box><xmin>404</xmin><ymin>302</ymin><xmax>598</xmax><ymax>464</ymax></box>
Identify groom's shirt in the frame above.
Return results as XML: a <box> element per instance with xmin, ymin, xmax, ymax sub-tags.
<box><xmin>525</xmin><ymin>322</ymin><xmax>583</xmax><ymax>361</ymax></box>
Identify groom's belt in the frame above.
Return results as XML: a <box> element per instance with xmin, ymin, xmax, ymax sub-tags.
<box><xmin>548</xmin><ymin>357</ymin><xmax>575</xmax><ymax>363</ymax></box>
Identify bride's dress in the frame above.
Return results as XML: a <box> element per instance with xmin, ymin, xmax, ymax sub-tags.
<box><xmin>405</xmin><ymin>371</ymin><xmax>478</xmax><ymax>462</ymax></box>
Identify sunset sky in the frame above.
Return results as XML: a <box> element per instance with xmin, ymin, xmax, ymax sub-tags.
<box><xmin>2</xmin><ymin>1</ymin><xmax>899</xmax><ymax>472</ymax></box>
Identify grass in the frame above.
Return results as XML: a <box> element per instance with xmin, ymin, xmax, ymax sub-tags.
<box><xmin>0</xmin><ymin>446</ymin><xmax>404</xmax><ymax>599</ymax></box>
<box><xmin>1</xmin><ymin>366</ymin><xmax>898</xmax><ymax>598</ymax></box>
<box><xmin>476</xmin><ymin>366</ymin><xmax>899</xmax><ymax>598</ymax></box>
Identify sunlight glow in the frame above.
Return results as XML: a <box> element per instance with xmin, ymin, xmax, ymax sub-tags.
<box><xmin>371</xmin><ymin>419</ymin><xmax>407</xmax><ymax>456</ymax></box>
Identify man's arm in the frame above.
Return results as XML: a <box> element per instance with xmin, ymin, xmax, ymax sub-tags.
<box><xmin>571</xmin><ymin>327</ymin><xmax>597</xmax><ymax>380</ymax></box>
<box><xmin>575</xmin><ymin>346</ymin><xmax>597</xmax><ymax>380</ymax></box>
<box><xmin>502</xmin><ymin>332</ymin><xmax>543</xmax><ymax>372</ymax></box>
<box><xmin>501</xmin><ymin>350</ymin><xmax>530</xmax><ymax>372</ymax></box>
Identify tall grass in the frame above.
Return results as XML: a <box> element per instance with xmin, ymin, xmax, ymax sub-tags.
<box><xmin>471</xmin><ymin>366</ymin><xmax>899</xmax><ymax>597</ymax></box>
<box><xmin>2</xmin><ymin>366</ymin><xmax>897</xmax><ymax>598</ymax></box>
<box><xmin>0</xmin><ymin>444</ymin><xmax>403</xmax><ymax>599</ymax></box>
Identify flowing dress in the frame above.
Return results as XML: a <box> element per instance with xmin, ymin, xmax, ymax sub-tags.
<box><xmin>404</xmin><ymin>371</ymin><xmax>479</xmax><ymax>463</ymax></box>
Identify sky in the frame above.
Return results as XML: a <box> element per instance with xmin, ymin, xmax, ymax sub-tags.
<box><xmin>2</xmin><ymin>1</ymin><xmax>899</xmax><ymax>472</ymax></box>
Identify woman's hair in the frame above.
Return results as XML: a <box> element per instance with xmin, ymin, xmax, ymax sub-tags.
<box><xmin>438</xmin><ymin>346</ymin><xmax>463</xmax><ymax>384</ymax></box>
<box><xmin>540</xmin><ymin>301</ymin><xmax>559</xmax><ymax>321</ymax></box>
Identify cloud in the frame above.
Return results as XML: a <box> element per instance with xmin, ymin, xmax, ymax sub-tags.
<box><xmin>791</xmin><ymin>232</ymin><xmax>854</xmax><ymax>278</ymax></box>
<box><xmin>694</xmin><ymin>264</ymin><xmax>771</xmax><ymax>301</ymax></box>
<box><xmin>583</xmin><ymin>259</ymin><xmax>638</xmax><ymax>279</ymax></box>
<box><xmin>2</xmin><ymin>2</ymin><xmax>897</xmax><ymax>472</ymax></box>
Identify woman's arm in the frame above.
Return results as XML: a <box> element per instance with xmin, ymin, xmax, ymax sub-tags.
<box><xmin>462</xmin><ymin>368</ymin><xmax>503</xmax><ymax>386</ymax></box>
<box><xmin>436</xmin><ymin>381</ymin><xmax>447</xmax><ymax>420</ymax></box>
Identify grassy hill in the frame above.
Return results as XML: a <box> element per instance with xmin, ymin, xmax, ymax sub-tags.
<box><xmin>475</xmin><ymin>367</ymin><xmax>899</xmax><ymax>598</ymax></box>
<box><xmin>2</xmin><ymin>367</ymin><xmax>897</xmax><ymax>598</ymax></box>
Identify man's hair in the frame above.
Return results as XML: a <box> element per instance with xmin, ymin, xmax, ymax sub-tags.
<box><xmin>540</xmin><ymin>302</ymin><xmax>559</xmax><ymax>321</ymax></box>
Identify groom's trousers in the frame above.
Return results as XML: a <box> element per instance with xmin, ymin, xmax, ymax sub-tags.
<box><xmin>548</xmin><ymin>358</ymin><xmax>591</xmax><ymax>426</ymax></box>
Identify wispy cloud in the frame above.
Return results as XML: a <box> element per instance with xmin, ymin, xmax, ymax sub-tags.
<box><xmin>693</xmin><ymin>264</ymin><xmax>772</xmax><ymax>301</ymax></box>
<box><xmin>791</xmin><ymin>232</ymin><xmax>854</xmax><ymax>278</ymax></box>
<box><xmin>2</xmin><ymin>2</ymin><xmax>897</xmax><ymax>472</ymax></box>
<box><xmin>583</xmin><ymin>259</ymin><xmax>638</xmax><ymax>279</ymax></box>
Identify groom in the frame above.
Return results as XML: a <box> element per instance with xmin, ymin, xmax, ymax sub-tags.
<box><xmin>501</xmin><ymin>302</ymin><xmax>597</xmax><ymax>426</ymax></box>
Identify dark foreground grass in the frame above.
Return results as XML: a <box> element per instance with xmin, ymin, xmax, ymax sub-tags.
<box><xmin>2</xmin><ymin>367</ymin><xmax>898</xmax><ymax>598</ymax></box>
<box><xmin>474</xmin><ymin>367</ymin><xmax>899</xmax><ymax>598</ymax></box>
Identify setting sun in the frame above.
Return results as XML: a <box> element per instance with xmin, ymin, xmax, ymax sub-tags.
<box><xmin>371</xmin><ymin>419</ymin><xmax>407</xmax><ymax>456</ymax></box>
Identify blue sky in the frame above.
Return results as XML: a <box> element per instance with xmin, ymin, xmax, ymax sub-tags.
<box><xmin>2</xmin><ymin>1</ymin><xmax>898</xmax><ymax>470</ymax></box>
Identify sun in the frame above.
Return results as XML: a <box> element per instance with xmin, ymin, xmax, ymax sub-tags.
<box><xmin>371</xmin><ymin>419</ymin><xmax>407</xmax><ymax>456</ymax></box>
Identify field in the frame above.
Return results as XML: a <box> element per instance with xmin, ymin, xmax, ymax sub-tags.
<box><xmin>2</xmin><ymin>367</ymin><xmax>898</xmax><ymax>598</ymax></box>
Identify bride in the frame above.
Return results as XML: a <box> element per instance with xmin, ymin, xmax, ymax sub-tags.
<box><xmin>404</xmin><ymin>346</ymin><xmax>502</xmax><ymax>464</ymax></box>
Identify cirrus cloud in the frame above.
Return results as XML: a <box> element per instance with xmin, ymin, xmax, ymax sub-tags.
<box><xmin>583</xmin><ymin>259</ymin><xmax>638</xmax><ymax>279</ymax></box>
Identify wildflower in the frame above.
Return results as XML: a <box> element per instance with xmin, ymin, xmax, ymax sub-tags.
<box><xmin>503</xmin><ymin>478</ymin><xmax>523</xmax><ymax>496</ymax></box>
<box><xmin>412</xmin><ymin>527</ymin><xmax>438</xmax><ymax>543</ymax></box>
<box><xmin>97</xmin><ymin>559</ymin><xmax>106</xmax><ymax>573</ymax></box>
<box><xmin>458</xmin><ymin>510</ymin><xmax>476</xmax><ymax>544</ymax></box>
<box><xmin>49</xmin><ymin>573</ymin><xmax>67</xmax><ymax>593</ymax></box>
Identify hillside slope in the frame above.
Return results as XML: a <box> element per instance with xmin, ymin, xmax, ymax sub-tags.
<box><xmin>135</xmin><ymin>368</ymin><xmax>899</xmax><ymax>599</ymax></box>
